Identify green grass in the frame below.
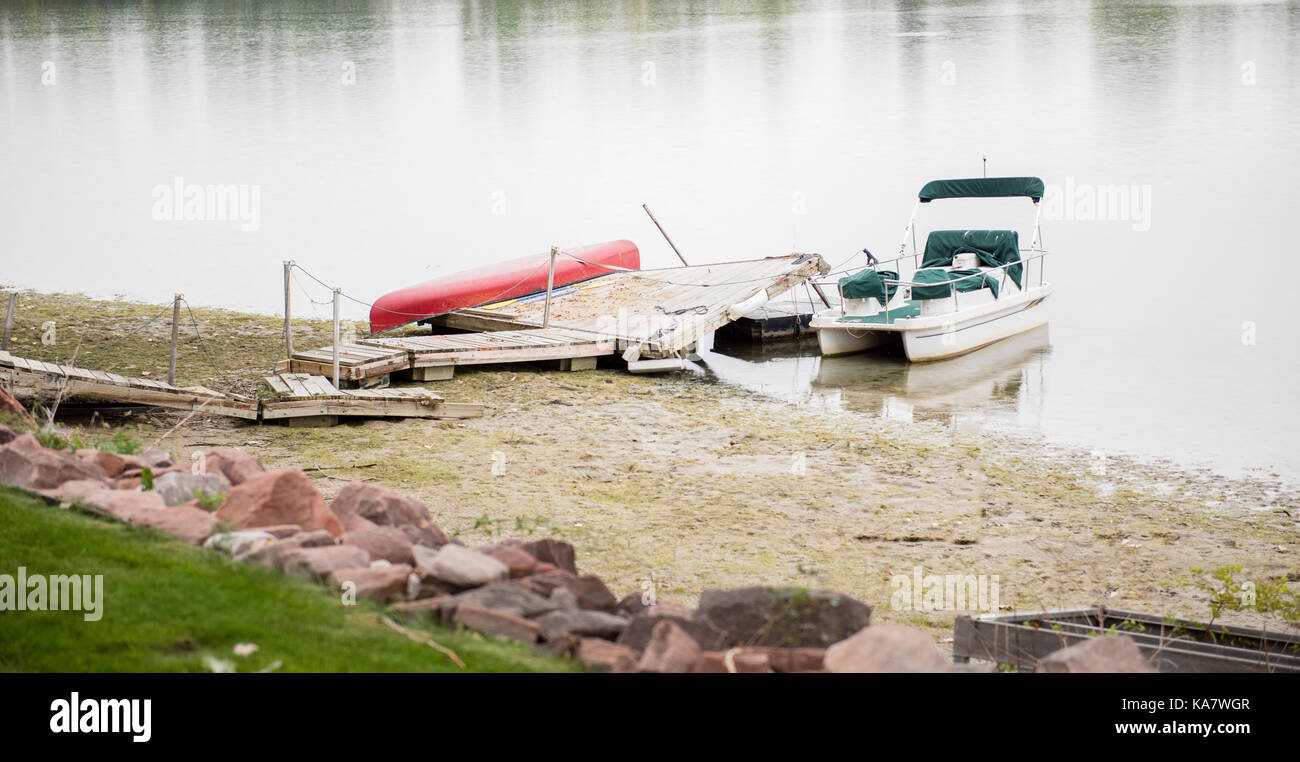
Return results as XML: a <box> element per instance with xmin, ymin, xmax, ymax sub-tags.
<box><xmin>0</xmin><ymin>485</ymin><xmax>577</xmax><ymax>673</ymax></box>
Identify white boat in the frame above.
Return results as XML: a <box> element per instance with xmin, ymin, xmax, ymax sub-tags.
<box><xmin>810</xmin><ymin>176</ymin><xmax>1053</xmax><ymax>362</ymax></box>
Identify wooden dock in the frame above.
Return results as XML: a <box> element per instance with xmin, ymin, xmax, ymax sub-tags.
<box><xmin>0</xmin><ymin>351</ymin><xmax>482</xmax><ymax>425</ymax></box>
<box><xmin>0</xmin><ymin>350</ymin><xmax>259</xmax><ymax>419</ymax></box>
<box><xmin>278</xmin><ymin>253</ymin><xmax>829</xmax><ymax>382</ymax></box>
<box><xmin>261</xmin><ymin>373</ymin><xmax>483</xmax><ymax>425</ymax></box>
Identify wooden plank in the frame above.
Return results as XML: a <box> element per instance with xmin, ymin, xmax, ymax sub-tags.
<box><xmin>263</xmin><ymin>375</ymin><xmax>293</xmax><ymax>395</ymax></box>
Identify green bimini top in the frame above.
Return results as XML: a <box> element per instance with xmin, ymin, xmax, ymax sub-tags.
<box><xmin>921</xmin><ymin>229</ymin><xmax>1022</xmax><ymax>288</ymax></box>
<box><xmin>918</xmin><ymin>177</ymin><xmax>1045</xmax><ymax>202</ymax></box>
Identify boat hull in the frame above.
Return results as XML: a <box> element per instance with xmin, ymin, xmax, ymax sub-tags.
<box><xmin>902</xmin><ymin>292</ymin><xmax>1051</xmax><ymax>361</ymax></box>
<box><xmin>815</xmin><ymin>324</ymin><xmax>893</xmax><ymax>356</ymax></box>
<box><xmin>369</xmin><ymin>240</ymin><xmax>640</xmax><ymax>333</ymax></box>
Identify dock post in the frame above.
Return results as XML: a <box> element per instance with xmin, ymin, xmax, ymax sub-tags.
<box><xmin>168</xmin><ymin>293</ymin><xmax>182</xmax><ymax>385</ymax></box>
<box><xmin>1</xmin><ymin>292</ymin><xmax>15</xmax><ymax>351</ymax></box>
<box><xmin>283</xmin><ymin>260</ymin><xmax>294</xmax><ymax>359</ymax></box>
<box><xmin>542</xmin><ymin>245</ymin><xmax>557</xmax><ymax>328</ymax></box>
<box><xmin>332</xmin><ymin>287</ymin><xmax>341</xmax><ymax>389</ymax></box>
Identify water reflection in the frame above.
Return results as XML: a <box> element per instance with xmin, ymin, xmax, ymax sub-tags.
<box><xmin>703</xmin><ymin>324</ymin><xmax>1051</xmax><ymax>437</ymax></box>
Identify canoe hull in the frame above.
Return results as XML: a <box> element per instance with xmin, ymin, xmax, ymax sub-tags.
<box><xmin>369</xmin><ymin>240</ymin><xmax>640</xmax><ymax>333</ymax></box>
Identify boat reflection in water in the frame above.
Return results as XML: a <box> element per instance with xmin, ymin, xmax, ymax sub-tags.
<box><xmin>701</xmin><ymin>324</ymin><xmax>1051</xmax><ymax>436</ymax></box>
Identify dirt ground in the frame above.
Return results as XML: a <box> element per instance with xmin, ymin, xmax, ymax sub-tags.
<box><xmin>8</xmin><ymin>289</ymin><xmax>1299</xmax><ymax>640</ymax></box>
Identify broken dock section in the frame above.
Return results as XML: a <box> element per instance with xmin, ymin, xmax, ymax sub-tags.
<box><xmin>261</xmin><ymin>373</ymin><xmax>483</xmax><ymax>426</ymax></box>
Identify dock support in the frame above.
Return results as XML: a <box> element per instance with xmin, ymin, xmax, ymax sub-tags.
<box><xmin>1</xmin><ymin>292</ymin><xmax>15</xmax><ymax>351</ymax></box>
<box><xmin>332</xmin><ymin>288</ymin><xmax>341</xmax><ymax>389</ymax></box>
<box><xmin>168</xmin><ymin>293</ymin><xmax>182</xmax><ymax>385</ymax></box>
<box><xmin>283</xmin><ymin>260</ymin><xmax>294</xmax><ymax>359</ymax></box>
<box><xmin>554</xmin><ymin>356</ymin><xmax>597</xmax><ymax>371</ymax></box>
<box><xmin>542</xmin><ymin>245</ymin><xmax>557</xmax><ymax>328</ymax></box>
<box><xmin>409</xmin><ymin>366</ymin><xmax>454</xmax><ymax>381</ymax></box>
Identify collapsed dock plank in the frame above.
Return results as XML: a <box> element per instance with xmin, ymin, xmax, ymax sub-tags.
<box><xmin>361</xmin><ymin>327</ymin><xmax>615</xmax><ymax>370</ymax></box>
<box><xmin>260</xmin><ymin>373</ymin><xmax>483</xmax><ymax>421</ymax></box>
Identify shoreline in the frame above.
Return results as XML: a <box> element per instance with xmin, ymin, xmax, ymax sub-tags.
<box><xmin>4</xmin><ymin>288</ymin><xmax>1297</xmax><ymax>640</ymax></box>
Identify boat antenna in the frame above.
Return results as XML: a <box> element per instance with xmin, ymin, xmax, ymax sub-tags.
<box><xmin>982</xmin><ymin>154</ymin><xmax>987</xmax><ymax>177</ymax></box>
<box><xmin>863</xmin><ymin>247</ymin><xmax>878</xmax><ymax>266</ymax></box>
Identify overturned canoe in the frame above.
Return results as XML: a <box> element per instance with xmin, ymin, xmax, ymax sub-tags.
<box><xmin>368</xmin><ymin>240</ymin><xmax>640</xmax><ymax>333</ymax></box>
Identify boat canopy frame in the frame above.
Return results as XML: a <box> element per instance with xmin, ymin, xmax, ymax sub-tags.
<box><xmin>895</xmin><ymin>176</ymin><xmax>1046</xmax><ymax>272</ymax></box>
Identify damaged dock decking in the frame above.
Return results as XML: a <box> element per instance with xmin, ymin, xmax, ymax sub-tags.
<box><xmin>283</xmin><ymin>253</ymin><xmax>828</xmax><ymax>382</ymax></box>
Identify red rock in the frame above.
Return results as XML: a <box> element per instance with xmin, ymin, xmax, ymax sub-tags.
<box><xmin>389</xmin><ymin>595</ymin><xmax>455</xmax><ymax>620</ymax></box>
<box><xmin>762</xmin><ymin>647</ymin><xmax>825</xmax><ymax>673</ymax></box>
<box><xmin>533</xmin><ymin>562</ymin><xmax>558</xmax><ymax>575</ymax></box>
<box><xmin>114</xmin><ymin>477</ymin><xmax>142</xmax><ymax>490</ymax></box>
<box><xmin>453</xmin><ymin>602</ymin><xmax>541</xmax><ymax>643</ymax></box>
<box><xmin>486</xmin><ymin>546</ymin><xmax>538</xmax><ymax>578</ymax></box>
<box><xmin>86</xmin><ymin>489</ymin><xmax>168</xmax><ymax>521</ymax></box>
<box><xmin>342</xmin><ymin>525</ymin><xmax>415</xmax><ymax>565</ymax></box>
<box><xmin>518</xmin><ymin>538</ymin><xmax>577</xmax><ymax>574</ymax></box>
<box><xmin>327</xmin><ymin>564</ymin><xmax>413</xmax><ymax>603</ymax></box>
<box><xmin>75</xmin><ymin>449</ymin><xmax>144</xmax><ymax>479</ymax></box>
<box><xmin>1035</xmin><ymin>635</ymin><xmax>1157</xmax><ymax>673</ymax></box>
<box><xmin>217</xmin><ymin>469</ymin><xmax>343</xmax><ymax>537</ymax></box>
<box><xmin>329</xmin><ymin>481</ymin><xmax>448</xmax><ymax>546</ymax></box>
<box><xmin>131</xmin><ymin>501</ymin><xmax>218</xmax><ymax>544</ymax></box>
<box><xmin>577</xmin><ymin>638</ymin><xmax>638</xmax><ymax>672</ymax></box>
<box><xmin>258</xmin><ymin>524</ymin><xmax>303</xmax><ymax>538</ymax></box>
<box><xmin>823</xmin><ymin>625</ymin><xmax>952</xmax><ymax>673</ymax></box>
<box><xmin>636</xmin><ymin>620</ymin><xmax>702</xmax><ymax>673</ymax></box>
<box><xmin>202</xmin><ymin>448</ymin><xmax>265</xmax><ymax>486</ymax></box>
<box><xmin>0</xmin><ymin>433</ymin><xmax>109</xmax><ymax>491</ymax></box>
<box><xmin>282</xmin><ymin>545</ymin><xmax>371</xmax><ymax>583</ymax></box>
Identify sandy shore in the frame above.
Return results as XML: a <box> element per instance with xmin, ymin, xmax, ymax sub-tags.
<box><xmin>6</xmin><ymin>289</ymin><xmax>1298</xmax><ymax>639</ymax></box>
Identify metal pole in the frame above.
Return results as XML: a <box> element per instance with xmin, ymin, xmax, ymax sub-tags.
<box><xmin>168</xmin><ymin>293</ymin><xmax>182</xmax><ymax>385</ymax></box>
<box><xmin>332</xmin><ymin>288</ymin><xmax>341</xmax><ymax>389</ymax></box>
<box><xmin>542</xmin><ymin>246</ymin><xmax>558</xmax><ymax>328</ymax></box>
<box><xmin>283</xmin><ymin>260</ymin><xmax>294</xmax><ymax>359</ymax></box>
<box><xmin>1</xmin><ymin>292</ymin><xmax>15</xmax><ymax>351</ymax></box>
<box><xmin>642</xmin><ymin>204</ymin><xmax>690</xmax><ymax>266</ymax></box>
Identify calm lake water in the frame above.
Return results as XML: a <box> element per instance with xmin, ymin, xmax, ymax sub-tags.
<box><xmin>2</xmin><ymin>1</ymin><xmax>1297</xmax><ymax>481</ymax></box>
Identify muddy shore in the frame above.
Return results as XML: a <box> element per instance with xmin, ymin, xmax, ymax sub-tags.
<box><xmin>5</xmin><ymin>288</ymin><xmax>1297</xmax><ymax>639</ymax></box>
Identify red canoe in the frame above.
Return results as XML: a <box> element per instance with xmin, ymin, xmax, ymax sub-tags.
<box><xmin>369</xmin><ymin>240</ymin><xmax>641</xmax><ymax>333</ymax></box>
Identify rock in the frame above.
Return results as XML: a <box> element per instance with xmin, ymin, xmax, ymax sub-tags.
<box><xmin>329</xmin><ymin>481</ymin><xmax>447</xmax><ymax>546</ymax></box>
<box><xmin>233</xmin><ymin>538</ymin><xmax>306</xmax><ymax>572</ymax></box>
<box><xmin>84</xmin><ymin>489</ymin><xmax>168</xmax><ymax>521</ymax></box>
<box><xmin>41</xmin><ymin>479</ymin><xmax>113</xmax><ymax>504</ymax></box>
<box><xmin>485</xmin><ymin>546</ymin><xmax>538</xmax><ymax>578</ymax></box>
<box><xmin>439</xmin><ymin>582</ymin><xmax>562</xmax><ymax>620</ymax></box>
<box><xmin>1035</xmin><ymin>635</ymin><xmax>1157</xmax><ymax>673</ymax></box>
<box><xmin>258</xmin><ymin>524</ymin><xmax>303</xmax><ymax>539</ymax></box>
<box><xmin>696</xmin><ymin>587</ymin><xmax>872</xmax><ymax>648</ymax></box>
<box><xmin>216</xmin><ymin>469</ymin><xmax>343</xmax><ymax>538</ymax></box>
<box><xmin>550</xmin><ymin>588</ymin><xmax>578</xmax><ymax>610</ymax></box>
<box><xmin>636</xmin><ymin>620</ymin><xmax>702</xmax><ymax>673</ymax></box>
<box><xmin>763</xmin><ymin>647</ymin><xmax>826</xmax><ymax>673</ymax></box>
<box><xmin>823</xmin><ymin>625</ymin><xmax>953</xmax><ymax>673</ymax></box>
<box><xmin>517</xmin><ymin>571</ymin><xmax>616</xmax><ymax>611</ymax></box>
<box><xmin>408</xmin><ymin>572</ymin><xmax>456</xmax><ymax>600</ymax></box>
<box><xmin>421</xmin><ymin>544</ymin><xmax>509</xmax><ymax>589</ymax></box>
<box><xmin>389</xmin><ymin>596</ymin><xmax>454</xmax><ymax>621</ymax></box>
<box><xmin>75</xmin><ymin>449</ymin><xmax>144</xmax><ymax>479</ymax></box>
<box><xmin>282</xmin><ymin>545</ymin><xmax>371</xmax><ymax>583</ymax></box>
<box><xmin>534</xmin><ymin>609</ymin><xmax>628</xmax><ymax>641</ymax></box>
<box><xmin>0</xmin><ymin>433</ymin><xmax>109</xmax><ymax>491</ymax></box>
<box><xmin>328</xmin><ymin>564</ymin><xmax>413</xmax><ymax>603</ymax></box>
<box><xmin>130</xmin><ymin>501</ymin><xmax>218</xmax><ymax>544</ymax></box>
<box><xmin>201</xmin><ymin>448</ymin><xmax>265</xmax><ymax>486</ymax></box>
<box><xmin>618</xmin><ymin>603</ymin><xmax>728</xmax><ymax>653</ymax></box>
<box><xmin>342</xmin><ymin>525</ymin><xmax>415</xmax><ymax>565</ymax></box>
<box><xmin>577</xmin><ymin>638</ymin><xmax>638</xmax><ymax>673</ymax></box>
<box><xmin>154</xmin><ymin>470</ymin><xmax>231</xmax><ymax>507</ymax></box>
<box><xmin>290</xmin><ymin>529</ymin><xmax>337</xmax><ymax>548</ymax></box>
<box><xmin>692</xmin><ymin>649</ymin><xmax>772</xmax><ymax>673</ymax></box>
<box><xmin>616</xmin><ymin>591</ymin><xmax>652</xmax><ymax>618</ymax></box>
<box><xmin>204</xmin><ymin>530</ymin><xmax>278</xmax><ymax>556</ymax></box>
<box><xmin>139</xmin><ymin>449</ymin><xmax>176</xmax><ymax>469</ymax></box>
<box><xmin>453</xmin><ymin>602</ymin><xmax>540</xmax><ymax>643</ymax></box>
<box><xmin>518</xmin><ymin>538</ymin><xmax>577</xmax><ymax>574</ymax></box>
<box><xmin>0</xmin><ymin>424</ymin><xmax>17</xmax><ymax>446</ymax></box>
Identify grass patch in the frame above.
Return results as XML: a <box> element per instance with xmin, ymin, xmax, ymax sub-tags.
<box><xmin>0</xmin><ymin>485</ymin><xmax>576</xmax><ymax>673</ymax></box>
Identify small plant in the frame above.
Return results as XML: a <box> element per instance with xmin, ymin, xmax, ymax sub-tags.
<box><xmin>140</xmin><ymin>467</ymin><xmax>154</xmax><ymax>491</ymax></box>
<box><xmin>193</xmin><ymin>491</ymin><xmax>226</xmax><ymax>512</ymax></box>
<box><xmin>99</xmin><ymin>429</ymin><xmax>143</xmax><ymax>455</ymax></box>
<box><xmin>1191</xmin><ymin>564</ymin><xmax>1300</xmax><ymax>626</ymax></box>
<box><xmin>33</xmin><ymin>427</ymin><xmax>71</xmax><ymax>451</ymax></box>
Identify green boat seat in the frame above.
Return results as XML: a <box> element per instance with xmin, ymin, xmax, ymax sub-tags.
<box><xmin>922</xmin><ymin>230</ymin><xmax>1022</xmax><ymax>288</ymax></box>
<box><xmin>911</xmin><ymin>268</ymin><xmax>1001</xmax><ymax>300</ymax></box>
